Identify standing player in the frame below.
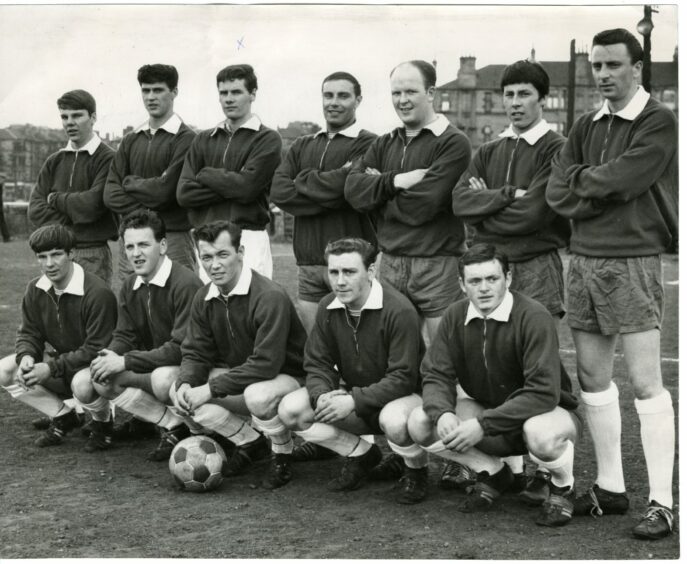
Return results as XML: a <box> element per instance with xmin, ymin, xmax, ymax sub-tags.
<box><xmin>177</xmin><ymin>64</ymin><xmax>281</xmax><ymax>278</ymax></box>
<box><xmin>70</xmin><ymin>209</ymin><xmax>202</xmax><ymax>457</ymax></box>
<box><xmin>104</xmin><ymin>64</ymin><xmax>197</xmax><ymax>279</ymax></box>
<box><xmin>169</xmin><ymin>220</ymin><xmax>307</xmax><ymax>488</ymax></box>
<box><xmin>0</xmin><ymin>225</ymin><xmax>117</xmax><ymax>447</ymax></box>
<box><xmin>29</xmin><ymin>90</ymin><xmax>118</xmax><ymax>285</ymax></box>
<box><xmin>271</xmin><ymin>71</ymin><xmax>377</xmax><ymax>333</ymax></box>
<box><xmin>278</xmin><ymin>238</ymin><xmax>427</xmax><ymax>501</ymax></box>
<box><xmin>546</xmin><ymin>28</ymin><xmax>677</xmax><ymax>540</ymax></box>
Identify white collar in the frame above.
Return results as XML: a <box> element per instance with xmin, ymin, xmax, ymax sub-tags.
<box><xmin>132</xmin><ymin>255</ymin><xmax>173</xmax><ymax>290</ymax></box>
<box><xmin>327</xmin><ymin>278</ymin><xmax>383</xmax><ymax>311</ymax></box>
<box><xmin>393</xmin><ymin>114</ymin><xmax>450</xmax><ymax>138</ymax></box>
<box><xmin>593</xmin><ymin>86</ymin><xmax>650</xmax><ymax>122</ymax></box>
<box><xmin>498</xmin><ymin>119</ymin><xmax>550</xmax><ymax>146</ymax></box>
<box><xmin>465</xmin><ymin>290</ymin><xmax>514</xmax><ymax>325</ymax></box>
<box><xmin>211</xmin><ymin>114</ymin><xmax>261</xmax><ymax>136</ymax></box>
<box><xmin>135</xmin><ymin>113</ymin><xmax>183</xmax><ymax>135</ymax></box>
<box><xmin>62</xmin><ymin>134</ymin><xmax>101</xmax><ymax>155</ymax></box>
<box><xmin>317</xmin><ymin>121</ymin><xmax>363</xmax><ymax>139</ymax></box>
<box><xmin>204</xmin><ymin>264</ymin><xmax>252</xmax><ymax>301</ymax></box>
<box><xmin>36</xmin><ymin>262</ymin><xmax>85</xmax><ymax>296</ymax></box>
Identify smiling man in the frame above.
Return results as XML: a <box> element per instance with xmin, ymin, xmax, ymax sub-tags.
<box><xmin>105</xmin><ymin>64</ymin><xmax>197</xmax><ymax>280</ymax></box>
<box><xmin>28</xmin><ymin>90</ymin><xmax>118</xmax><ymax>285</ymax></box>
<box><xmin>177</xmin><ymin>64</ymin><xmax>281</xmax><ymax>278</ymax></box>
<box><xmin>546</xmin><ymin>28</ymin><xmax>678</xmax><ymax>540</ymax></box>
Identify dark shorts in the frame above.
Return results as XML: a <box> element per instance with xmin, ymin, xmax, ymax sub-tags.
<box><xmin>510</xmin><ymin>251</ymin><xmax>565</xmax><ymax>317</ymax></box>
<box><xmin>567</xmin><ymin>254</ymin><xmax>663</xmax><ymax>335</ymax></box>
<box><xmin>379</xmin><ymin>253</ymin><xmax>463</xmax><ymax>317</ymax></box>
<box><xmin>297</xmin><ymin>265</ymin><xmax>331</xmax><ymax>303</ymax></box>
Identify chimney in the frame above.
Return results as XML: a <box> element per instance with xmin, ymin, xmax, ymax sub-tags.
<box><xmin>529</xmin><ymin>47</ymin><xmax>536</xmax><ymax>62</ymax></box>
<box><xmin>457</xmin><ymin>56</ymin><xmax>477</xmax><ymax>88</ymax></box>
<box><xmin>574</xmin><ymin>50</ymin><xmax>589</xmax><ymax>84</ymax></box>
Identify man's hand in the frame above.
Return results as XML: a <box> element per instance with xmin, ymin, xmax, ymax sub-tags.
<box><xmin>437</xmin><ymin>414</ymin><xmax>484</xmax><ymax>452</ymax></box>
<box><xmin>182</xmin><ymin>383</ymin><xmax>212</xmax><ymax>414</ymax></box>
<box><xmin>514</xmin><ymin>188</ymin><xmax>527</xmax><ymax>198</ymax></box>
<box><xmin>342</xmin><ymin>161</ymin><xmax>353</xmax><ymax>170</ymax></box>
<box><xmin>365</xmin><ymin>167</ymin><xmax>381</xmax><ymax>176</ymax></box>
<box><xmin>47</xmin><ymin>192</ymin><xmax>58</xmax><ymax>207</ymax></box>
<box><xmin>18</xmin><ymin>355</ymin><xmax>35</xmax><ymax>375</ymax></box>
<box><xmin>314</xmin><ymin>392</ymin><xmax>355</xmax><ymax>424</ymax></box>
<box><xmin>90</xmin><ymin>349</ymin><xmax>126</xmax><ymax>384</ymax></box>
<box><xmin>19</xmin><ymin>362</ymin><xmax>52</xmax><ymax>388</ymax></box>
<box><xmin>468</xmin><ymin>177</ymin><xmax>488</xmax><ymax>191</ymax></box>
<box><xmin>394</xmin><ymin>168</ymin><xmax>428</xmax><ymax>190</ymax></box>
<box><xmin>173</xmin><ymin>383</ymin><xmax>193</xmax><ymax>415</ymax></box>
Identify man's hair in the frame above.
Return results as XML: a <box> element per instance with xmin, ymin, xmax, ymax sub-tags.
<box><xmin>459</xmin><ymin>243</ymin><xmax>510</xmax><ymax>278</ymax></box>
<box><xmin>216</xmin><ymin>64</ymin><xmax>257</xmax><ymax>92</ymax></box>
<box><xmin>192</xmin><ymin>220</ymin><xmax>242</xmax><ymax>251</ymax></box>
<box><xmin>390</xmin><ymin>60</ymin><xmax>437</xmax><ymax>90</ymax></box>
<box><xmin>56</xmin><ymin>90</ymin><xmax>96</xmax><ymax>115</ymax></box>
<box><xmin>137</xmin><ymin>64</ymin><xmax>179</xmax><ymax>90</ymax></box>
<box><xmin>28</xmin><ymin>224</ymin><xmax>76</xmax><ymax>254</ymax></box>
<box><xmin>592</xmin><ymin>28</ymin><xmax>644</xmax><ymax>64</ymax></box>
<box><xmin>324</xmin><ymin>238</ymin><xmax>378</xmax><ymax>269</ymax></box>
<box><xmin>119</xmin><ymin>209</ymin><xmax>167</xmax><ymax>241</ymax></box>
<box><xmin>322</xmin><ymin>71</ymin><xmax>361</xmax><ymax>97</ymax></box>
<box><xmin>500</xmin><ymin>60</ymin><xmax>550</xmax><ymax>99</ymax></box>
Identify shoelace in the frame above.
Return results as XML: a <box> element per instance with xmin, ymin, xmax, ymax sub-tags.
<box><xmin>643</xmin><ymin>506</ymin><xmax>674</xmax><ymax>530</ymax></box>
<box><xmin>587</xmin><ymin>488</ymin><xmax>603</xmax><ymax>517</ymax></box>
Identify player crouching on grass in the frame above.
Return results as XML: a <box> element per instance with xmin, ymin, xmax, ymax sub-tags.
<box><xmin>71</xmin><ymin>209</ymin><xmax>202</xmax><ymax>457</ymax></box>
<box><xmin>169</xmin><ymin>220</ymin><xmax>307</xmax><ymax>489</ymax></box>
<box><xmin>278</xmin><ymin>238</ymin><xmax>429</xmax><ymax>501</ymax></box>
<box><xmin>407</xmin><ymin>243</ymin><xmax>582</xmax><ymax>526</ymax></box>
<box><xmin>0</xmin><ymin>224</ymin><xmax>117</xmax><ymax>447</ymax></box>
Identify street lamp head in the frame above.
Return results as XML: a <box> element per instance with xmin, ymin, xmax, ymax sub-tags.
<box><xmin>637</xmin><ymin>16</ymin><xmax>654</xmax><ymax>37</ymax></box>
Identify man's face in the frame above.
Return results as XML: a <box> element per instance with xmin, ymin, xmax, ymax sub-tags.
<box><xmin>198</xmin><ymin>231</ymin><xmax>243</xmax><ymax>293</ymax></box>
<box><xmin>503</xmin><ymin>82</ymin><xmax>544</xmax><ymax>134</ymax></box>
<box><xmin>390</xmin><ymin>64</ymin><xmax>435</xmax><ymax>129</ymax></box>
<box><xmin>123</xmin><ymin>226</ymin><xmax>167</xmax><ymax>282</ymax></box>
<box><xmin>59</xmin><ymin>108</ymin><xmax>95</xmax><ymax>148</ymax></box>
<box><xmin>36</xmin><ymin>248</ymin><xmax>73</xmax><ymax>289</ymax></box>
<box><xmin>460</xmin><ymin>259</ymin><xmax>512</xmax><ymax>317</ymax></box>
<box><xmin>140</xmin><ymin>82</ymin><xmax>177</xmax><ymax>120</ymax></box>
<box><xmin>591</xmin><ymin>43</ymin><xmax>642</xmax><ymax>111</ymax></box>
<box><xmin>218</xmin><ymin>79</ymin><xmax>255</xmax><ymax>123</ymax></box>
<box><xmin>327</xmin><ymin>251</ymin><xmax>374</xmax><ymax>311</ymax></box>
<box><xmin>322</xmin><ymin>79</ymin><xmax>361</xmax><ymax>133</ymax></box>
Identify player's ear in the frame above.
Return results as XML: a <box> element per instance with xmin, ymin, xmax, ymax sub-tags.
<box><xmin>505</xmin><ymin>270</ymin><xmax>512</xmax><ymax>288</ymax></box>
<box><xmin>237</xmin><ymin>245</ymin><xmax>245</xmax><ymax>258</ymax></box>
<box><xmin>459</xmin><ymin>276</ymin><xmax>466</xmax><ymax>295</ymax></box>
<box><xmin>159</xmin><ymin>237</ymin><xmax>168</xmax><ymax>256</ymax></box>
<box><xmin>367</xmin><ymin>262</ymin><xmax>376</xmax><ymax>282</ymax></box>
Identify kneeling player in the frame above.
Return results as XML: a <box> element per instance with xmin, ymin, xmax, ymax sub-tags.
<box><xmin>170</xmin><ymin>220</ymin><xmax>307</xmax><ymax>488</ymax></box>
<box><xmin>0</xmin><ymin>225</ymin><xmax>117</xmax><ymax>446</ymax></box>
<box><xmin>71</xmin><ymin>209</ymin><xmax>202</xmax><ymax>456</ymax></box>
<box><xmin>279</xmin><ymin>238</ymin><xmax>428</xmax><ymax>501</ymax></box>
<box><xmin>408</xmin><ymin>244</ymin><xmax>581</xmax><ymax>526</ymax></box>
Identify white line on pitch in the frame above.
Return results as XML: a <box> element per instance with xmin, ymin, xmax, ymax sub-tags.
<box><xmin>560</xmin><ymin>348</ymin><xmax>679</xmax><ymax>363</ymax></box>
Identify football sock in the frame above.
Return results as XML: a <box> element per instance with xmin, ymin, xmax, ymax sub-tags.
<box><xmin>502</xmin><ymin>455</ymin><xmax>524</xmax><ymax>474</ymax></box>
<box><xmin>635</xmin><ymin>389</ymin><xmax>675</xmax><ymax>508</ymax></box>
<box><xmin>78</xmin><ymin>395</ymin><xmax>111</xmax><ymax>422</ymax></box>
<box><xmin>296</xmin><ymin>422</ymin><xmax>364</xmax><ymax>457</ymax></box>
<box><xmin>112</xmin><ymin>387</ymin><xmax>183</xmax><ymax>430</ymax></box>
<box><xmin>423</xmin><ymin>440</ymin><xmax>502</xmax><ymax>475</ymax></box>
<box><xmin>388</xmin><ymin>440</ymin><xmax>428</xmax><ymax>469</ymax></box>
<box><xmin>349</xmin><ymin>437</ymin><xmax>373</xmax><ymax>457</ymax></box>
<box><xmin>3</xmin><ymin>383</ymin><xmax>71</xmax><ymax>418</ymax></box>
<box><xmin>252</xmin><ymin>414</ymin><xmax>293</xmax><ymax>454</ymax></box>
<box><xmin>529</xmin><ymin>440</ymin><xmax>575</xmax><ymax>490</ymax></box>
<box><xmin>192</xmin><ymin>403</ymin><xmax>260</xmax><ymax>446</ymax></box>
<box><xmin>580</xmin><ymin>382</ymin><xmax>625</xmax><ymax>493</ymax></box>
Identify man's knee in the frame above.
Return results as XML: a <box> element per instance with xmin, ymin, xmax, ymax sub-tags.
<box><xmin>71</xmin><ymin>368</ymin><xmax>96</xmax><ymax>402</ymax></box>
<box><xmin>379</xmin><ymin>401</ymin><xmax>413</xmax><ymax>444</ymax></box>
<box><xmin>407</xmin><ymin>406</ymin><xmax>434</xmax><ymax>446</ymax></box>
<box><xmin>277</xmin><ymin>388</ymin><xmax>312</xmax><ymax>431</ymax></box>
<box><xmin>523</xmin><ymin>414</ymin><xmax>573</xmax><ymax>460</ymax></box>
<box><xmin>244</xmin><ymin>376</ymin><xmax>299</xmax><ymax>418</ymax></box>
<box><xmin>151</xmin><ymin>367</ymin><xmax>178</xmax><ymax>403</ymax></box>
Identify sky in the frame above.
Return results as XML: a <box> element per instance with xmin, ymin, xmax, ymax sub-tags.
<box><xmin>0</xmin><ymin>2</ymin><xmax>680</xmax><ymax>137</ymax></box>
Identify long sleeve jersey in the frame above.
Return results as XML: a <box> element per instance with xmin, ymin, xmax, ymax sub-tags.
<box><xmin>104</xmin><ymin>120</ymin><xmax>196</xmax><ymax>232</ymax></box>
<box><xmin>176</xmin><ymin>120</ymin><xmax>282</xmax><ymax>230</ymax></box>
<box><xmin>546</xmin><ymin>93</ymin><xmax>678</xmax><ymax>257</ymax></box>
<box><xmin>452</xmin><ymin>128</ymin><xmax>569</xmax><ymax>262</ymax></box>
<box><xmin>344</xmin><ymin>117</ymin><xmax>471</xmax><ymax>257</ymax></box>
<box><xmin>421</xmin><ymin>291</ymin><xmax>577</xmax><ymax>436</ymax></box>
<box><xmin>270</xmin><ymin>127</ymin><xmax>378</xmax><ymax>266</ymax></box>
<box><xmin>304</xmin><ymin>280</ymin><xmax>424</xmax><ymax>418</ymax></box>
<box><xmin>28</xmin><ymin>139</ymin><xmax>118</xmax><ymax>246</ymax></box>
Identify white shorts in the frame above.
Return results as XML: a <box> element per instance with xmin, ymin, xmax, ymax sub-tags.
<box><xmin>197</xmin><ymin>229</ymin><xmax>272</xmax><ymax>283</ymax></box>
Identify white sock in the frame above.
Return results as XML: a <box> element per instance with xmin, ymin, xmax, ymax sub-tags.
<box><xmin>3</xmin><ymin>383</ymin><xmax>71</xmax><ymax>418</ymax></box>
<box><xmin>388</xmin><ymin>440</ymin><xmax>428</xmax><ymax>469</ymax></box>
<box><xmin>502</xmin><ymin>455</ymin><xmax>524</xmax><ymax>474</ymax></box>
<box><xmin>581</xmin><ymin>382</ymin><xmax>625</xmax><ymax>493</ymax></box>
<box><xmin>78</xmin><ymin>395</ymin><xmax>111</xmax><ymax>422</ymax></box>
<box><xmin>635</xmin><ymin>390</ymin><xmax>675</xmax><ymax>508</ymax></box>
<box><xmin>530</xmin><ymin>440</ymin><xmax>575</xmax><ymax>490</ymax></box>
<box><xmin>296</xmin><ymin>422</ymin><xmax>366</xmax><ymax>457</ymax></box>
<box><xmin>193</xmin><ymin>403</ymin><xmax>259</xmax><ymax>446</ymax></box>
<box><xmin>252</xmin><ymin>414</ymin><xmax>294</xmax><ymax>454</ymax></box>
<box><xmin>423</xmin><ymin>440</ymin><xmax>502</xmax><ymax>475</ymax></box>
<box><xmin>112</xmin><ymin>387</ymin><xmax>183</xmax><ymax>430</ymax></box>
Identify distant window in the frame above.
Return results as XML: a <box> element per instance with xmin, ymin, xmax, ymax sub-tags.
<box><xmin>548</xmin><ymin>122</ymin><xmax>561</xmax><ymax>132</ymax></box>
<box><xmin>441</xmin><ymin>93</ymin><xmax>450</xmax><ymax>112</ymax></box>
<box><xmin>483</xmin><ymin>91</ymin><xmax>493</xmax><ymax>114</ymax></box>
<box><xmin>663</xmin><ymin>90</ymin><xmax>676</xmax><ymax>110</ymax></box>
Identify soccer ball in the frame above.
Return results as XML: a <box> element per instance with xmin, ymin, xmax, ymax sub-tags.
<box><xmin>169</xmin><ymin>435</ymin><xmax>227</xmax><ymax>492</ymax></box>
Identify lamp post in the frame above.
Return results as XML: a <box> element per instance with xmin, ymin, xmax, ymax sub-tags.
<box><xmin>637</xmin><ymin>5</ymin><xmax>658</xmax><ymax>93</ymax></box>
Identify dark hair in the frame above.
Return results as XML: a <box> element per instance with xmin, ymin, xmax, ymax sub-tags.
<box><xmin>391</xmin><ymin>60</ymin><xmax>436</xmax><ymax>89</ymax></box>
<box><xmin>192</xmin><ymin>221</ymin><xmax>242</xmax><ymax>251</ymax></box>
<box><xmin>137</xmin><ymin>64</ymin><xmax>179</xmax><ymax>90</ymax></box>
<box><xmin>500</xmin><ymin>60</ymin><xmax>550</xmax><ymax>99</ymax></box>
<box><xmin>322</xmin><ymin>71</ymin><xmax>361</xmax><ymax>97</ymax></box>
<box><xmin>29</xmin><ymin>224</ymin><xmax>76</xmax><ymax>254</ymax></box>
<box><xmin>56</xmin><ymin>90</ymin><xmax>96</xmax><ymax>115</ymax></box>
<box><xmin>119</xmin><ymin>209</ymin><xmax>167</xmax><ymax>241</ymax></box>
<box><xmin>592</xmin><ymin>28</ymin><xmax>644</xmax><ymax>65</ymax></box>
<box><xmin>216</xmin><ymin>64</ymin><xmax>257</xmax><ymax>92</ymax></box>
<box><xmin>459</xmin><ymin>243</ymin><xmax>510</xmax><ymax>278</ymax></box>
<box><xmin>324</xmin><ymin>238</ymin><xmax>378</xmax><ymax>269</ymax></box>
